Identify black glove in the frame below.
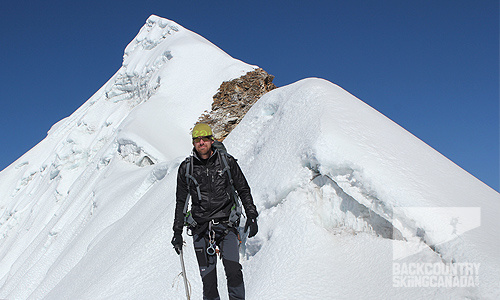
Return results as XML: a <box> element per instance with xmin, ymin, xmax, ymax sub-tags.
<box><xmin>171</xmin><ymin>232</ymin><xmax>183</xmax><ymax>255</ymax></box>
<box><xmin>244</xmin><ymin>217</ymin><xmax>258</xmax><ymax>238</ymax></box>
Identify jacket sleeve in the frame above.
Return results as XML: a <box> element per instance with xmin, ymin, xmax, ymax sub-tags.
<box><xmin>228</xmin><ymin>156</ymin><xmax>258</xmax><ymax>219</ymax></box>
<box><xmin>173</xmin><ymin>160</ymin><xmax>188</xmax><ymax>234</ymax></box>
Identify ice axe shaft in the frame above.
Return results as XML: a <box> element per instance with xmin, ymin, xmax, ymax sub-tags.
<box><xmin>179</xmin><ymin>248</ymin><xmax>190</xmax><ymax>300</ymax></box>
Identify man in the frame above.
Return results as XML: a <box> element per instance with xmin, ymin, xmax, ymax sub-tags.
<box><xmin>172</xmin><ymin>123</ymin><xmax>258</xmax><ymax>300</ymax></box>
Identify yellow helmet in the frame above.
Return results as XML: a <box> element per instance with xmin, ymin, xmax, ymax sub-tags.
<box><xmin>192</xmin><ymin>123</ymin><xmax>213</xmax><ymax>138</ymax></box>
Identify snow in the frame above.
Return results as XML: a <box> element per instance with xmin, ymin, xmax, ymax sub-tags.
<box><xmin>0</xmin><ymin>15</ymin><xmax>499</xmax><ymax>299</ymax></box>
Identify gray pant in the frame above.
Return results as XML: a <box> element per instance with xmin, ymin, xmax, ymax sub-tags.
<box><xmin>193</xmin><ymin>222</ymin><xmax>244</xmax><ymax>300</ymax></box>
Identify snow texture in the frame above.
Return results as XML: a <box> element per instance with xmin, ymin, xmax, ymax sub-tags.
<box><xmin>0</xmin><ymin>15</ymin><xmax>498</xmax><ymax>300</ymax></box>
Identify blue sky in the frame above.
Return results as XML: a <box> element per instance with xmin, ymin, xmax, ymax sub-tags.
<box><xmin>1</xmin><ymin>1</ymin><xmax>498</xmax><ymax>191</ymax></box>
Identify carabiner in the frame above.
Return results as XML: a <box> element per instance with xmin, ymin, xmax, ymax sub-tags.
<box><xmin>207</xmin><ymin>228</ymin><xmax>217</xmax><ymax>255</ymax></box>
<box><xmin>207</xmin><ymin>244</ymin><xmax>216</xmax><ymax>255</ymax></box>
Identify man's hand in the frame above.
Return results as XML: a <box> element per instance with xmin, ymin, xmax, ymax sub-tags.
<box><xmin>171</xmin><ymin>232</ymin><xmax>183</xmax><ymax>254</ymax></box>
<box><xmin>244</xmin><ymin>217</ymin><xmax>258</xmax><ymax>238</ymax></box>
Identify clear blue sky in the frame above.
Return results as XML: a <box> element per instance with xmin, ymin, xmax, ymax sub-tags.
<box><xmin>1</xmin><ymin>1</ymin><xmax>498</xmax><ymax>191</ymax></box>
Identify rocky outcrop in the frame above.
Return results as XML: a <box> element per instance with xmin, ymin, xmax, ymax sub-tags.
<box><xmin>197</xmin><ymin>68</ymin><xmax>277</xmax><ymax>140</ymax></box>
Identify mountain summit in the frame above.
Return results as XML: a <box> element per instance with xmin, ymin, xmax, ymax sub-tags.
<box><xmin>0</xmin><ymin>15</ymin><xmax>498</xmax><ymax>299</ymax></box>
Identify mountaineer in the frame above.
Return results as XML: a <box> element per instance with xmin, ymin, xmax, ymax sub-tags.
<box><xmin>172</xmin><ymin>123</ymin><xmax>258</xmax><ymax>300</ymax></box>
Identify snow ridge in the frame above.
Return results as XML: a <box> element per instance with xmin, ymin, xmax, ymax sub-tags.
<box><xmin>226</xmin><ymin>78</ymin><xmax>500</xmax><ymax>299</ymax></box>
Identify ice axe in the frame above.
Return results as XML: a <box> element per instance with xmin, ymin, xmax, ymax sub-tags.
<box><xmin>179</xmin><ymin>247</ymin><xmax>191</xmax><ymax>300</ymax></box>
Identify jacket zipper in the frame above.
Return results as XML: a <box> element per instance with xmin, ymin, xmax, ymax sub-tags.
<box><xmin>206</xmin><ymin>165</ymin><xmax>212</xmax><ymax>210</ymax></box>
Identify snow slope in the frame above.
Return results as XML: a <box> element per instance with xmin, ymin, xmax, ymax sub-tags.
<box><xmin>0</xmin><ymin>15</ymin><xmax>498</xmax><ymax>300</ymax></box>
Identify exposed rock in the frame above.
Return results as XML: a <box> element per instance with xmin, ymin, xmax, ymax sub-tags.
<box><xmin>196</xmin><ymin>68</ymin><xmax>277</xmax><ymax>140</ymax></box>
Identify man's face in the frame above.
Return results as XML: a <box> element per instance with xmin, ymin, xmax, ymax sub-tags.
<box><xmin>193</xmin><ymin>136</ymin><xmax>214</xmax><ymax>158</ymax></box>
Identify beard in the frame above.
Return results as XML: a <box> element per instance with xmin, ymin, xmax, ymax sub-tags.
<box><xmin>194</xmin><ymin>142</ymin><xmax>213</xmax><ymax>158</ymax></box>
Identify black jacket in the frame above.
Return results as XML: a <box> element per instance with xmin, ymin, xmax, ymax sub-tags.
<box><xmin>173</xmin><ymin>148</ymin><xmax>258</xmax><ymax>234</ymax></box>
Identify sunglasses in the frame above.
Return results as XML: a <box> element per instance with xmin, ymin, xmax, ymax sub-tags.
<box><xmin>193</xmin><ymin>136</ymin><xmax>213</xmax><ymax>143</ymax></box>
